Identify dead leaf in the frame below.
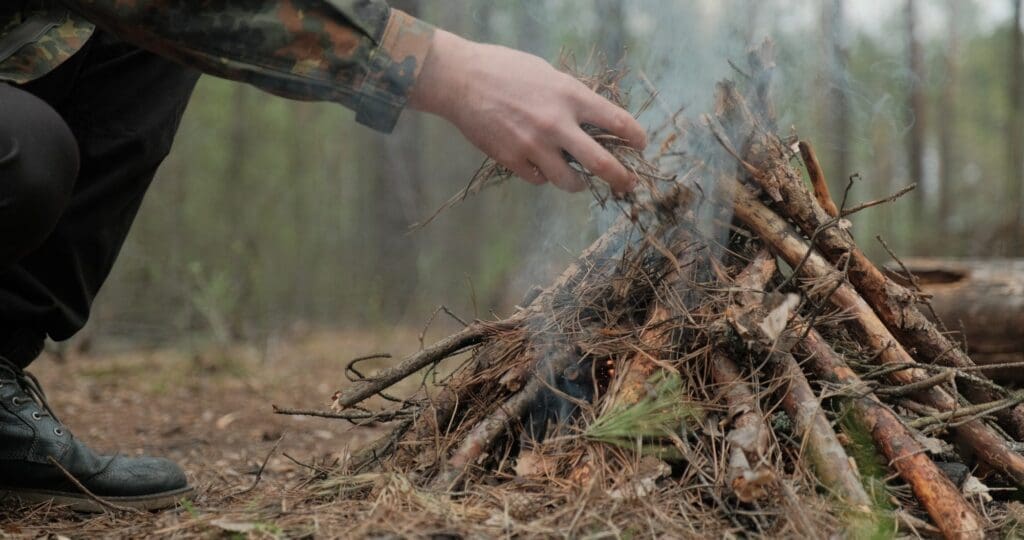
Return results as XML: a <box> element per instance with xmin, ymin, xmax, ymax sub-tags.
<box><xmin>912</xmin><ymin>432</ymin><xmax>953</xmax><ymax>455</ymax></box>
<box><xmin>214</xmin><ymin>411</ymin><xmax>240</xmax><ymax>430</ymax></box>
<box><xmin>515</xmin><ymin>449</ymin><xmax>555</xmax><ymax>477</ymax></box>
<box><xmin>759</xmin><ymin>293</ymin><xmax>799</xmax><ymax>342</ymax></box>
<box><xmin>733</xmin><ymin>466</ymin><xmax>776</xmax><ymax>503</ymax></box>
<box><xmin>609</xmin><ymin>457</ymin><xmax>671</xmax><ymax>500</ymax></box>
<box><xmin>211</xmin><ymin>518</ymin><xmax>259</xmax><ymax>533</ymax></box>
<box><xmin>962</xmin><ymin>475</ymin><xmax>993</xmax><ymax>503</ymax></box>
<box><xmin>330</xmin><ymin>391</ymin><xmax>343</xmax><ymax>412</ymax></box>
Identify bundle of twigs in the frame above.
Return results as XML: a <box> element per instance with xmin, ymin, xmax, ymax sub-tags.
<box><xmin>278</xmin><ymin>42</ymin><xmax>1024</xmax><ymax>538</ymax></box>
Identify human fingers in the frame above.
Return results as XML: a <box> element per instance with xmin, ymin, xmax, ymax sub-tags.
<box><xmin>560</xmin><ymin>126</ymin><xmax>636</xmax><ymax>194</ymax></box>
<box><xmin>532</xmin><ymin>147</ymin><xmax>586</xmax><ymax>193</ymax></box>
<box><xmin>507</xmin><ymin>159</ymin><xmax>548</xmax><ymax>186</ymax></box>
<box><xmin>575</xmin><ymin>88</ymin><xmax>648</xmax><ymax>150</ymax></box>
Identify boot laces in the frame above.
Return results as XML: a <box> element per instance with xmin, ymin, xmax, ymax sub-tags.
<box><xmin>0</xmin><ymin>357</ymin><xmax>61</xmax><ymax>423</ymax></box>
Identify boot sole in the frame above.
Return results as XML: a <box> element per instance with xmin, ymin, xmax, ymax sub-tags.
<box><xmin>0</xmin><ymin>485</ymin><xmax>194</xmax><ymax>512</ymax></box>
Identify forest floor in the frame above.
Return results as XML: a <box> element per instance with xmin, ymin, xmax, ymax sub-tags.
<box><xmin>0</xmin><ymin>327</ymin><xmax>433</xmax><ymax>539</ymax></box>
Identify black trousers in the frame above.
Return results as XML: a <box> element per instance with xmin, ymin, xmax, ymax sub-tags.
<box><xmin>0</xmin><ymin>31</ymin><xmax>200</xmax><ymax>366</ymax></box>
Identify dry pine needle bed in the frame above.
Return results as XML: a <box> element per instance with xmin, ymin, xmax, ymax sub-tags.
<box><xmin>278</xmin><ymin>42</ymin><xmax>1024</xmax><ymax>539</ymax></box>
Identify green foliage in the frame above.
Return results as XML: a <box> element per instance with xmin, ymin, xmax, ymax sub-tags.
<box><xmin>585</xmin><ymin>372</ymin><xmax>703</xmax><ymax>459</ymax></box>
<box><xmin>837</xmin><ymin>405</ymin><xmax>898</xmax><ymax>540</ymax></box>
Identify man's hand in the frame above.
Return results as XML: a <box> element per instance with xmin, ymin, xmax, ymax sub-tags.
<box><xmin>409</xmin><ymin>30</ymin><xmax>647</xmax><ymax>194</ymax></box>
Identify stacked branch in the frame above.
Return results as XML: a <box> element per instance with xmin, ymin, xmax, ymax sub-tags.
<box><xmin>280</xmin><ymin>44</ymin><xmax>1023</xmax><ymax>538</ymax></box>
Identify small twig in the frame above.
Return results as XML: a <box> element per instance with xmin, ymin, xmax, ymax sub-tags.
<box><xmin>865</xmin><ymin>362</ymin><xmax>1010</xmax><ymax>397</ymax></box>
<box><xmin>946</xmin><ymin>393</ymin><xmax>1024</xmax><ymax>428</ymax></box>
<box><xmin>417</xmin><ymin>305</ymin><xmax>468</xmax><ymax>350</ymax></box>
<box><xmin>876</xmin><ymin>234</ymin><xmax>950</xmax><ymax>335</ymax></box>
<box><xmin>232</xmin><ymin>434</ymin><xmax>285</xmax><ymax>497</ymax></box>
<box><xmin>333</xmin><ymin>321</ymin><xmax>499</xmax><ymax>409</ymax></box>
<box><xmin>282</xmin><ymin>452</ymin><xmax>332</xmax><ymax>477</ymax></box>
<box><xmin>910</xmin><ymin>392</ymin><xmax>1024</xmax><ymax>429</ymax></box>
<box><xmin>702</xmin><ymin>114</ymin><xmax>763</xmax><ymax>177</ymax></box>
<box><xmin>958</xmin><ymin>360</ymin><xmax>1024</xmax><ymax>372</ymax></box>
<box><xmin>837</xmin><ymin>173</ymin><xmax>857</xmax><ymax>213</ymax></box>
<box><xmin>875</xmin><ymin>369</ymin><xmax>954</xmax><ymax>397</ymax></box>
<box><xmin>773</xmin><ymin>216</ymin><xmax>844</xmax><ymax>293</ymax></box>
<box><xmin>841</xmin><ymin>184</ymin><xmax>916</xmax><ymax>217</ymax></box>
<box><xmin>344</xmin><ymin>353</ymin><xmax>407</xmax><ymax>405</ymax></box>
<box><xmin>46</xmin><ymin>456</ymin><xmax>143</xmax><ymax>514</ymax></box>
<box><xmin>465</xmin><ymin>274</ymin><xmax>479</xmax><ymax>320</ymax></box>
<box><xmin>272</xmin><ymin>405</ymin><xmax>413</xmax><ymax>422</ymax></box>
<box><xmin>797</xmin><ymin>141</ymin><xmax>840</xmax><ymax>218</ymax></box>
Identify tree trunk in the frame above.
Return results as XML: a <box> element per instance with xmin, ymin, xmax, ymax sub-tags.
<box><xmin>365</xmin><ymin>0</ymin><xmax>423</xmax><ymax>321</ymax></box>
<box><xmin>823</xmin><ymin>0</ymin><xmax>851</xmax><ymax>194</ymax></box>
<box><xmin>905</xmin><ymin>0</ymin><xmax>927</xmax><ymax>226</ymax></box>
<box><xmin>938</xmin><ymin>0</ymin><xmax>961</xmax><ymax>241</ymax></box>
<box><xmin>595</xmin><ymin>0</ymin><xmax>627</xmax><ymax>62</ymax></box>
<box><xmin>1009</xmin><ymin>0</ymin><xmax>1024</xmax><ymax>254</ymax></box>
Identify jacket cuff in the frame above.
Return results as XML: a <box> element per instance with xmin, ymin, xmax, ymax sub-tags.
<box><xmin>353</xmin><ymin>9</ymin><xmax>434</xmax><ymax>133</ymax></box>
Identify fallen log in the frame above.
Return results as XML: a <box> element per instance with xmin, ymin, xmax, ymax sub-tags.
<box><xmin>884</xmin><ymin>258</ymin><xmax>1024</xmax><ymax>356</ymax></box>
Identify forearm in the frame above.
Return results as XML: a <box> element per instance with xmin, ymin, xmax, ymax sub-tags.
<box><xmin>63</xmin><ymin>0</ymin><xmax>434</xmax><ymax>132</ymax></box>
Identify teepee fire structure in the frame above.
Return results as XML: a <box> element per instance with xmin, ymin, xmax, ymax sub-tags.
<box><xmin>278</xmin><ymin>43</ymin><xmax>1024</xmax><ymax>539</ymax></box>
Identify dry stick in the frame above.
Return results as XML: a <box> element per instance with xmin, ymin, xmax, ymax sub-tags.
<box><xmin>798</xmin><ymin>328</ymin><xmax>985</xmax><ymax>539</ymax></box>
<box><xmin>728</xmin><ymin>252</ymin><xmax>872</xmax><ymax>511</ymax></box>
<box><xmin>272</xmin><ymin>406</ymin><xmax>412</xmax><ymax>422</ymax></box>
<box><xmin>232</xmin><ymin>434</ymin><xmax>285</xmax><ymax>498</ymax></box>
<box><xmin>603</xmin><ymin>234</ymin><xmax>700</xmax><ymax>410</ymax></box>
<box><xmin>430</xmin><ymin>347</ymin><xmax>578</xmax><ymax>491</ymax></box>
<box><xmin>331</xmin><ymin>323</ymin><xmax>501</xmax><ymax>410</ymax></box>
<box><xmin>715</xmin><ymin>174</ymin><xmax>1024</xmax><ymax>488</ymax></box>
<box><xmin>910</xmin><ymin>392</ymin><xmax>1024</xmax><ymax>430</ymax></box>
<box><xmin>719</xmin><ymin>85</ymin><xmax>1024</xmax><ymax>440</ymax></box>
<box><xmin>841</xmin><ymin>184</ymin><xmax>917</xmax><ymax>218</ymax></box>
<box><xmin>874</xmin><ymin>370</ymin><xmax>954</xmax><ymax>398</ymax></box>
<box><xmin>708</xmin><ymin>350</ymin><xmax>775</xmax><ymax>502</ymax></box>
<box><xmin>797</xmin><ymin>141</ymin><xmax>840</xmax><ymax>218</ymax></box>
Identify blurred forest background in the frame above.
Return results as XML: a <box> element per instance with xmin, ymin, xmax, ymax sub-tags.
<box><xmin>78</xmin><ymin>0</ymin><xmax>1024</xmax><ymax>350</ymax></box>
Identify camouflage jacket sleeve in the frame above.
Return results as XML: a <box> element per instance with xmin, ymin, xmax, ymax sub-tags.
<box><xmin>63</xmin><ymin>0</ymin><xmax>434</xmax><ymax>132</ymax></box>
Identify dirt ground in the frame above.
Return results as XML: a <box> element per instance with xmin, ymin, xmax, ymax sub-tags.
<box><xmin>0</xmin><ymin>327</ymin><xmax>433</xmax><ymax>538</ymax></box>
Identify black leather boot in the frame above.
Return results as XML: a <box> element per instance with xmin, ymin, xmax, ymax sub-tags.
<box><xmin>0</xmin><ymin>358</ymin><xmax>193</xmax><ymax>511</ymax></box>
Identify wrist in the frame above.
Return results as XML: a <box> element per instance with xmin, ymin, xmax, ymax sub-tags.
<box><xmin>408</xmin><ymin>29</ymin><xmax>473</xmax><ymax>119</ymax></box>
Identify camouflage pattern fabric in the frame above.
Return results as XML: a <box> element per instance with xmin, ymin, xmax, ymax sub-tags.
<box><xmin>0</xmin><ymin>1</ymin><xmax>433</xmax><ymax>132</ymax></box>
<box><xmin>0</xmin><ymin>3</ymin><xmax>95</xmax><ymax>85</ymax></box>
